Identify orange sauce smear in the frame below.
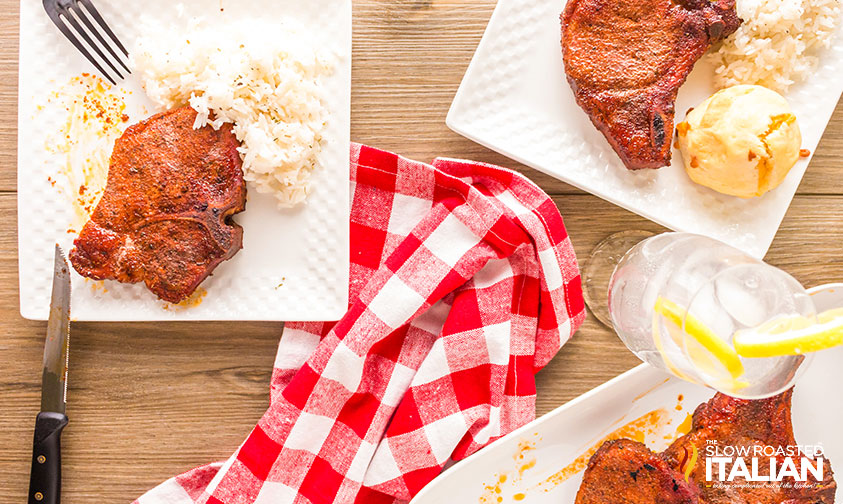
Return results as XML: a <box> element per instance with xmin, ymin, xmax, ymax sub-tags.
<box><xmin>676</xmin><ymin>413</ymin><xmax>693</xmax><ymax>436</ymax></box>
<box><xmin>478</xmin><ymin>437</ymin><xmax>538</xmax><ymax>503</ymax></box>
<box><xmin>163</xmin><ymin>287</ymin><xmax>208</xmax><ymax>311</ymax></box>
<box><xmin>537</xmin><ymin>408</ymin><xmax>670</xmax><ymax>491</ymax></box>
<box><xmin>85</xmin><ymin>279</ymin><xmax>109</xmax><ymax>295</ymax></box>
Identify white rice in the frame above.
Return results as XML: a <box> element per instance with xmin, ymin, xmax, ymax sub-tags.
<box><xmin>133</xmin><ymin>17</ymin><xmax>333</xmax><ymax>208</ymax></box>
<box><xmin>711</xmin><ymin>0</ymin><xmax>841</xmax><ymax>93</ymax></box>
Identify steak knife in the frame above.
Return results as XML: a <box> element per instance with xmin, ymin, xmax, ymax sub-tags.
<box><xmin>28</xmin><ymin>245</ymin><xmax>71</xmax><ymax>504</ymax></box>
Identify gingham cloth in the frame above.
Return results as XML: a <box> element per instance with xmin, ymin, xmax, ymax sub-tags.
<box><xmin>135</xmin><ymin>143</ymin><xmax>585</xmax><ymax>504</ymax></box>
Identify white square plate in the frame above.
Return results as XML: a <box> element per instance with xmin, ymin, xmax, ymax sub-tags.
<box><xmin>412</xmin><ymin>285</ymin><xmax>843</xmax><ymax>504</ymax></box>
<box><xmin>17</xmin><ymin>0</ymin><xmax>351</xmax><ymax>321</ymax></box>
<box><xmin>447</xmin><ymin>0</ymin><xmax>843</xmax><ymax>258</ymax></box>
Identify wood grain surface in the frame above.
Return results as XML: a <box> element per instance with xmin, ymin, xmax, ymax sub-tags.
<box><xmin>1</xmin><ymin>1</ymin><xmax>842</xmax><ymax>502</ymax></box>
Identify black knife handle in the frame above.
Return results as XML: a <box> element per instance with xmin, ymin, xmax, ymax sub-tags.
<box><xmin>28</xmin><ymin>412</ymin><xmax>68</xmax><ymax>504</ymax></box>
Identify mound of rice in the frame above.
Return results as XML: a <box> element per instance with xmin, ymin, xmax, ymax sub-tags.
<box><xmin>711</xmin><ymin>0</ymin><xmax>841</xmax><ymax>93</ymax></box>
<box><xmin>133</xmin><ymin>18</ymin><xmax>332</xmax><ymax>208</ymax></box>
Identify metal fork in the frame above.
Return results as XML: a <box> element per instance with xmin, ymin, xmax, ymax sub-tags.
<box><xmin>43</xmin><ymin>0</ymin><xmax>131</xmax><ymax>85</ymax></box>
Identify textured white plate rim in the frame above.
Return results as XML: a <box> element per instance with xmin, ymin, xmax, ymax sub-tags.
<box><xmin>411</xmin><ymin>283</ymin><xmax>843</xmax><ymax>503</ymax></box>
<box><xmin>16</xmin><ymin>0</ymin><xmax>351</xmax><ymax>322</ymax></box>
<box><xmin>446</xmin><ymin>0</ymin><xmax>843</xmax><ymax>260</ymax></box>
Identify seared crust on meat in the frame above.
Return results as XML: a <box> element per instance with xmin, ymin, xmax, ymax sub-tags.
<box><xmin>70</xmin><ymin>106</ymin><xmax>246</xmax><ymax>303</ymax></box>
<box><xmin>561</xmin><ymin>0</ymin><xmax>741</xmax><ymax>170</ymax></box>
<box><xmin>576</xmin><ymin>439</ymin><xmax>698</xmax><ymax>504</ymax></box>
<box><xmin>576</xmin><ymin>392</ymin><xmax>836</xmax><ymax>504</ymax></box>
<box><xmin>664</xmin><ymin>391</ymin><xmax>836</xmax><ymax>504</ymax></box>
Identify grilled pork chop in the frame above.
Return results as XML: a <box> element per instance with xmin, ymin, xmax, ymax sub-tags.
<box><xmin>576</xmin><ymin>439</ymin><xmax>699</xmax><ymax>504</ymax></box>
<box><xmin>664</xmin><ymin>391</ymin><xmax>836</xmax><ymax>504</ymax></box>
<box><xmin>576</xmin><ymin>392</ymin><xmax>836</xmax><ymax>504</ymax></box>
<box><xmin>70</xmin><ymin>106</ymin><xmax>246</xmax><ymax>303</ymax></box>
<box><xmin>561</xmin><ymin>0</ymin><xmax>741</xmax><ymax>170</ymax></box>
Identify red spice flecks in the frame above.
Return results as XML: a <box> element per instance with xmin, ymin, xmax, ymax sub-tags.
<box><xmin>51</xmin><ymin>74</ymin><xmax>128</xmax><ymax>223</ymax></box>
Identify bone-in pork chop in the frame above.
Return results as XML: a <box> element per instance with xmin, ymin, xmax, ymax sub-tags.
<box><xmin>575</xmin><ymin>391</ymin><xmax>836</xmax><ymax>504</ymax></box>
<box><xmin>70</xmin><ymin>106</ymin><xmax>246</xmax><ymax>303</ymax></box>
<box><xmin>664</xmin><ymin>390</ymin><xmax>836</xmax><ymax>504</ymax></box>
<box><xmin>561</xmin><ymin>0</ymin><xmax>741</xmax><ymax>170</ymax></box>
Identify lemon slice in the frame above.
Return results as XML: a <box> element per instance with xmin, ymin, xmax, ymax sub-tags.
<box><xmin>652</xmin><ymin>313</ymin><xmax>695</xmax><ymax>382</ymax></box>
<box><xmin>733</xmin><ymin>308</ymin><xmax>843</xmax><ymax>358</ymax></box>
<box><xmin>654</xmin><ymin>297</ymin><xmax>745</xmax><ymax>379</ymax></box>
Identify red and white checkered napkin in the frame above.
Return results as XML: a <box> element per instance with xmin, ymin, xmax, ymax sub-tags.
<box><xmin>135</xmin><ymin>143</ymin><xmax>585</xmax><ymax>504</ymax></box>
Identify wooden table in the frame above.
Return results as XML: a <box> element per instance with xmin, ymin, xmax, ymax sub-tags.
<box><xmin>1</xmin><ymin>1</ymin><xmax>841</xmax><ymax>502</ymax></box>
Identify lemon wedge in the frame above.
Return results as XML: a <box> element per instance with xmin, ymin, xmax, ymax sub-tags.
<box><xmin>654</xmin><ymin>297</ymin><xmax>745</xmax><ymax>379</ymax></box>
<box><xmin>733</xmin><ymin>308</ymin><xmax>843</xmax><ymax>358</ymax></box>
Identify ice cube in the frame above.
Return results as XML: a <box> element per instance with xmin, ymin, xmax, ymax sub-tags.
<box><xmin>715</xmin><ymin>269</ymin><xmax>768</xmax><ymax>327</ymax></box>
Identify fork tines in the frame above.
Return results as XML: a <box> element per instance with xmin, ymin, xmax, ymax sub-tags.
<box><xmin>43</xmin><ymin>0</ymin><xmax>131</xmax><ymax>85</ymax></box>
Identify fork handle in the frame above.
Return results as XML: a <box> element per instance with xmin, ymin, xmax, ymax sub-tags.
<box><xmin>28</xmin><ymin>412</ymin><xmax>68</xmax><ymax>504</ymax></box>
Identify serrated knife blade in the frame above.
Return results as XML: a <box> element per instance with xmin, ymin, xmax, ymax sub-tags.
<box><xmin>41</xmin><ymin>244</ymin><xmax>71</xmax><ymax>414</ymax></box>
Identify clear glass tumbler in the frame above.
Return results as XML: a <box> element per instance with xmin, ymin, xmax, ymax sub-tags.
<box><xmin>608</xmin><ymin>232</ymin><xmax>815</xmax><ymax>399</ymax></box>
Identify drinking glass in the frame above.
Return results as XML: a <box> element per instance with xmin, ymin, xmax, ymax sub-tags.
<box><xmin>607</xmin><ymin>232</ymin><xmax>815</xmax><ymax>399</ymax></box>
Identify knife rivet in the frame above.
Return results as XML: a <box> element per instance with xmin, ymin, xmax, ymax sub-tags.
<box><xmin>34</xmin><ymin>492</ymin><xmax>44</xmax><ymax>501</ymax></box>
<box><xmin>37</xmin><ymin>455</ymin><xmax>46</xmax><ymax>464</ymax></box>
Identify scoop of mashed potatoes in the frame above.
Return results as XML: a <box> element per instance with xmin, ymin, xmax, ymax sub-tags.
<box><xmin>677</xmin><ymin>85</ymin><xmax>802</xmax><ymax>198</ymax></box>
